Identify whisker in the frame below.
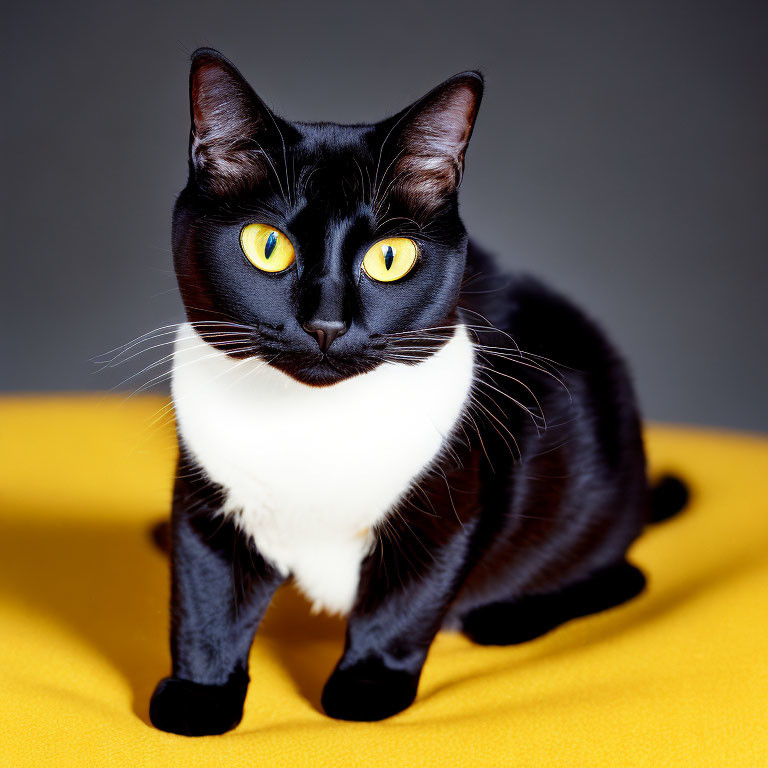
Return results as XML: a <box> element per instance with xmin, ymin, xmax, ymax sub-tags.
<box><xmin>97</xmin><ymin>331</ymin><xmax>253</xmax><ymax>371</ymax></box>
<box><xmin>473</xmin><ymin>377</ymin><xmax>545</xmax><ymax>433</ymax></box>
<box><xmin>124</xmin><ymin>343</ymin><xmax>261</xmax><ymax>398</ymax></box>
<box><xmin>94</xmin><ymin>319</ymin><xmax>256</xmax><ymax>364</ymax></box>
<box><xmin>467</xmin><ymin>391</ymin><xmax>521</xmax><ymax>460</ymax></box>
<box><xmin>92</xmin><ymin>324</ymin><xmax>183</xmax><ymax>362</ymax></box>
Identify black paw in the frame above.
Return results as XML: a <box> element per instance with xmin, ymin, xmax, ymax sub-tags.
<box><xmin>462</xmin><ymin>603</ymin><xmax>562</xmax><ymax>645</ymax></box>
<box><xmin>149</xmin><ymin>669</ymin><xmax>249</xmax><ymax>736</ymax></box>
<box><xmin>463</xmin><ymin>561</ymin><xmax>646</xmax><ymax>646</ymax></box>
<box><xmin>463</xmin><ymin>598</ymin><xmax>566</xmax><ymax>645</ymax></box>
<box><xmin>321</xmin><ymin>659</ymin><xmax>419</xmax><ymax>721</ymax></box>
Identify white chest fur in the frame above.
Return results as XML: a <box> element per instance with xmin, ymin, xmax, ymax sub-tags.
<box><xmin>171</xmin><ymin>323</ymin><xmax>475</xmax><ymax>615</ymax></box>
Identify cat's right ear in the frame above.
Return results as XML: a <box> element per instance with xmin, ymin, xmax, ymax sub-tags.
<box><xmin>188</xmin><ymin>48</ymin><xmax>281</xmax><ymax>196</ymax></box>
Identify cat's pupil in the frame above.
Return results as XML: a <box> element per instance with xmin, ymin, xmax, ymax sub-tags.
<box><xmin>383</xmin><ymin>244</ymin><xmax>395</xmax><ymax>270</ymax></box>
<box><xmin>264</xmin><ymin>231</ymin><xmax>278</xmax><ymax>259</ymax></box>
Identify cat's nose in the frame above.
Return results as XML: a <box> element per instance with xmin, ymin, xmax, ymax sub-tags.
<box><xmin>302</xmin><ymin>319</ymin><xmax>348</xmax><ymax>353</ymax></box>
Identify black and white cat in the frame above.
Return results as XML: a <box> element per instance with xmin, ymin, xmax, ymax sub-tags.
<box><xmin>149</xmin><ymin>48</ymin><xmax>687</xmax><ymax>736</ymax></box>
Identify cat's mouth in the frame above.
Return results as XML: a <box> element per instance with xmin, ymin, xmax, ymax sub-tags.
<box><xmin>266</xmin><ymin>349</ymin><xmax>385</xmax><ymax>387</ymax></box>
<box><xmin>260</xmin><ymin>335</ymin><xmax>448</xmax><ymax>387</ymax></box>
<box><xmin>301</xmin><ymin>357</ymin><xmax>349</xmax><ymax>384</ymax></box>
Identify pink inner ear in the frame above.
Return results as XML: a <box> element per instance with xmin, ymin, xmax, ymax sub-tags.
<box><xmin>391</xmin><ymin>83</ymin><xmax>480</xmax><ymax>216</ymax></box>
<box><xmin>421</xmin><ymin>89</ymin><xmax>476</xmax><ymax>156</ymax></box>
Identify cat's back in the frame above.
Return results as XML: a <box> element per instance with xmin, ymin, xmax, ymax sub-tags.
<box><xmin>464</xmin><ymin>241</ymin><xmax>627</xmax><ymax>374</ymax></box>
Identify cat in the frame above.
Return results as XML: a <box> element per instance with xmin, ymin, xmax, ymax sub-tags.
<box><xmin>148</xmin><ymin>47</ymin><xmax>688</xmax><ymax>736</ymax></box>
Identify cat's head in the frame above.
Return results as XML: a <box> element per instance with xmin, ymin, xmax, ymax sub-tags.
<box><xmin>173</xmin><ymin>48</ymin><xmax>483</xmax><ymax>386</ymax></box>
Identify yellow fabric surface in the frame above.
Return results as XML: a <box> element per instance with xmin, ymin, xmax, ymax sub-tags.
<box><xmin>0</xmin><ymin>395</ymin><xmax>766</xmax><ymax>767</ymax></box>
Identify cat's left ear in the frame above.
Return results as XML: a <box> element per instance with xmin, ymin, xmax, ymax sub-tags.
<box><xmin>382</xmin><ymin>71</ymin><xmax>483</xmax><ymax>213</ymax></box>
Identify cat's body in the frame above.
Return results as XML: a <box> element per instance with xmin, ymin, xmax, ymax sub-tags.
<box><xmin>149</xmin><ymin>49</ymin><xmax>686</xmax><ymax>736</ymax></box>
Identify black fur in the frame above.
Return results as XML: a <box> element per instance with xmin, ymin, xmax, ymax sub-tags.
<box><xmin>149</xmin><ymin>48</ymin><xmax>687</xmax><ymax>735</ymax></box>
<box><xmin>649</xmin><ymin>474</ymin><xmax>690</xmax><ymax>522</ymax></box>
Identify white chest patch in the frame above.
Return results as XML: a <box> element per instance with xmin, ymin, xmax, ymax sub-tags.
<box><xmin>171</xmin><ymin>323</ymin><xmax>475</xmax><ymax>615</ymax></box>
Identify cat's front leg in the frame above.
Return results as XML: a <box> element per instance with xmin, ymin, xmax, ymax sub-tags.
<box><xmin>322</xmin><ymin>515</ymin><xmax>475</xmax><ymax>721</ymax></box>
<box><xmin>150</xmin><ymin>458</ymin><xmax>285</xmax><ymax>736</ymax></box>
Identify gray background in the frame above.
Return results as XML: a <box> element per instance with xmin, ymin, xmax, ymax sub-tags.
<box><xmin>2</xmin><ymin>1</ymin><xmax>766</xmax><ymax>431</ymax></box>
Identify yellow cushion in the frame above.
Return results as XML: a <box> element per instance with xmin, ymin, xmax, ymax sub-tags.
<box><xmin>1</xmin><ymin>395</ymin><xmax>766</xmax><ymax>767</ymax></box>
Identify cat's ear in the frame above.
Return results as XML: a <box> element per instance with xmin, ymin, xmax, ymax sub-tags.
<box><xmin>383</xmin><ymin>72</ymin><xmax>483</xmax><ymax>214</ymax></box>
<box><xmin>188</xmin><ymin>48</ymin><xmax>283</xmax><ymax>196</ymax></box>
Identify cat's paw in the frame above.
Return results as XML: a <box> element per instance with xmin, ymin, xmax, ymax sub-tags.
<box><xmin>149</xmin><ymin>670</ymin><xmax>249</xmax><ymax>736</ymax></box>
<box><xmin>321</xmin><ymin>659</ymin><xmax>419</xmax><ymax>721</ymax></box>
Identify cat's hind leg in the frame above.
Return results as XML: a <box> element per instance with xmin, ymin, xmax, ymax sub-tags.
<box><xmin>461</xmin><ymin>560</ymin><xmax>645</xmax><ymax>646</ymax></box>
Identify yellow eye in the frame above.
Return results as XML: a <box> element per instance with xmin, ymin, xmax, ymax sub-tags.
<box><xmin>362</xmin><ymin>238</ymin><xmax>418</xmax><ymax>282</ymax></box>
<box><xmin>240</xmin><ymin>223</ymin><xmax>296</xmax><ymax>272</ymax></box>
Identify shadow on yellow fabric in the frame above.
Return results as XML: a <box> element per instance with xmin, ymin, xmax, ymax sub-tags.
<box><xmin>0</xmin><ymin>395</ymin><xmax>766</xmax><ymax>767</ymax></box>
